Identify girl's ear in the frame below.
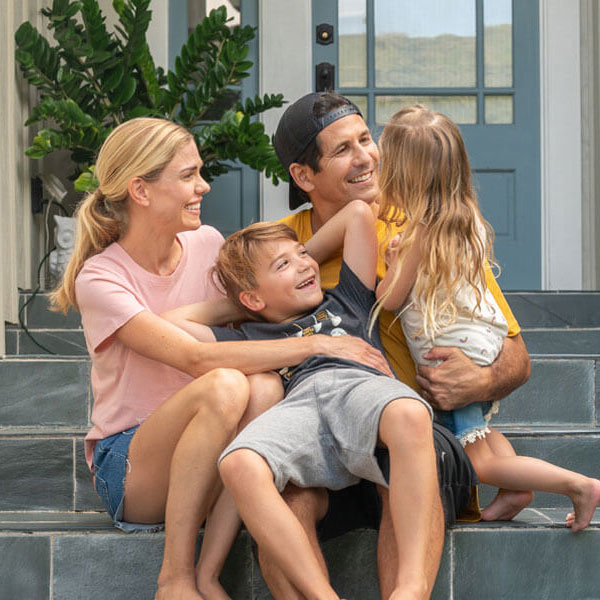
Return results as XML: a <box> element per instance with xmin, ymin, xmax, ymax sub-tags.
<box><xmin>289</xmin><ymin>162</ymin><xmax>315</xmax><ymax>194</ymax></box>
<box><xmin>128</xmin><ymin>177</ymin><xmax>150</xmax><ymax>207</ymax></box>
<box><xmin>239</xmin><ymin>290</ymin><xmax>265</xmax><ymax>313</ymax></box>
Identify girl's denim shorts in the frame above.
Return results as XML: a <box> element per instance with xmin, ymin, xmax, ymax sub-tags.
<box><xmin>92</xmin><ymin>426</ymin><xmax>164</xmax><ymax>533</ymax></box>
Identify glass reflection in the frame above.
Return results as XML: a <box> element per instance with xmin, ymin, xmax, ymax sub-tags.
<box><xmin>375</xmin><ymin>0</ymin><xmax>476</xmax><ymax>88</ymax></box>
<box><xmin>376</xmin><ymin>95</ymin><xmax>477</xmax><ymax>125</ymax></box>
<box><xmin>484</xmin><ymin>0</ymin><xmax>512</xmax><ymax>87</ymax></box>
<box><xmin>485</xmin><ymin>95</ymin><xmax>513</xmax><ymax>124</ymax></box>
<box><xmin>339</xmin><ymin>0</ymin><xmax>367</xmax><ymax>87</ymax></box>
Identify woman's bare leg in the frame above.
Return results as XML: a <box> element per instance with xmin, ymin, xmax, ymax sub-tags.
<box><xmin>122</xmin><ymin>368</ymin><xmax>250</xmax><ymax>600</ymax></box>
<box><xmin>479</xmin><ymin>428</ymin><xmax>533</xmax><ymax>521</ymax></box>
<box><xmin>196</xmin><ymin>373</ymin><xmax>284</xmax><ymax>599</ymax></box>
<box><xmin>220</xmin><ymin>449</ymin><xmax>340</xmax><ymax>600</ymax></box>
<box><xmin>378</xmin><ymin>399</ymin><xmax>439</xmax><ymax>600</ymax></box>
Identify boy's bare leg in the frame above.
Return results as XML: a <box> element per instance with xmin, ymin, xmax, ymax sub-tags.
<box><xmin>378</xmin><ymin>399</ymin><xmax>439</xmax><ymax>600</ymax></box>
<box><xmin>220</xmin><ymin>450</ymin><xmax>340</xmax><ymax>599</ymax></box>
<box><xmin>377</xmin><ymin>487</ymin><xmax>444</xmax><ymax>600</ymax></box>
<box><xmin>258</xmin><ymin>485</ymin><xmax>329</xmax><ymax>599</ymax></box>
<box><xmin>196</xmin><ymin>372</ymin><xmax>283</xmax><ymax>599</ymax></box>
<box><xmin>479</xmin><ymin>428</ymin><xmax>534</xmax><ymax>521</ymax></box>
<box><xmin>122</xmin><ymin>369</ymin><xmax>250</xmax><ymax>600</ymax></box>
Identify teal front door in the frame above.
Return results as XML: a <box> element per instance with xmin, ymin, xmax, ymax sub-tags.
<box><xmin>170</xmin><ymin>0</ymin><xmax>260</xmax><ymax>238</ymax></box>
<box><xmin>313</xmin><ymin>0</ymin><xmax>541</xmax><ymax>290</ymax></box>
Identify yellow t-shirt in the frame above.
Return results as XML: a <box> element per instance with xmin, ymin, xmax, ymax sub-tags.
<box><xmin>281</xmin><ymin>209</ymin><xmax>520</xmax><ymax>392</ymax></box>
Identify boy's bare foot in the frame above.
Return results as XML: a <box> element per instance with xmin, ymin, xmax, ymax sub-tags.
<box><xmin>566</xmin><ymin>477</ymin><xmax>600</xmax><ymax>532</ymax></box>
<box><xmin>197</xmin><ymin>576</ymin><xmax>232</xmax><ymax>600</ymax></box>
<box><xmin>481</xmin><ymin>489</ymin><xmax>534</xmax><ymax>521</ymax></box>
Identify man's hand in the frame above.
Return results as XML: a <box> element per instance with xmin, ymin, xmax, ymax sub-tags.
<box><xmin>416</xmin><ymin>347</ymin><xmax>490</xmax><ymax>410</ymax></box>
<box><xmin>314</xmin><ymin>334</ymin><xmax>394</xmax><ymax>378</ymax></box>
<box><xmin>416</xmin><ymin>334</ymin><xmax>530</xmax><ymax>411</ymax></box>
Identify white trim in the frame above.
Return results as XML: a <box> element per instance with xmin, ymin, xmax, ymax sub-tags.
<box><xmin>580</xmin><ymin>0</ymin><xmax>600</xmax><ymax>289</ymax></box>
<box><xmin>539</xmin><ymin>0</ymin><xmax>583</xmax><ymax>289</ymax></box>
<box><xmin>258</xmin><ymin>0</ymin><xmax>312</xmax><ymax>222</ymax></box>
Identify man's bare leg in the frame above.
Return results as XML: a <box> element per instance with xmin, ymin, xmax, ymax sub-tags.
<box><xmin>258</xmin><ymin>485</ymin><xmax>329</xmax><ymax>599</ymax></box>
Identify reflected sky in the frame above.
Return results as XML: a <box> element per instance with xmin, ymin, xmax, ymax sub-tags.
<box><xmin>339</xmin><ymin>0</ymin><xmax>511</xmax><ymax>36</ymax></box>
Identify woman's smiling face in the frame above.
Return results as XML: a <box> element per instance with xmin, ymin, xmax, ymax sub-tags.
<box><xmin>144</xmin><ymin>139</ymin><xmax>211</xmax><ymax>233</ymax></box>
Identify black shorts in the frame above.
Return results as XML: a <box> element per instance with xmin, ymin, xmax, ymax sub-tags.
<box><xmin>317</xmin><ymin>423</ymin><xmax>478</xmax><ymax>541</ymax></box>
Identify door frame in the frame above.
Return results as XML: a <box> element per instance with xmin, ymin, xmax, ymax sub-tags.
<box><xmin>257</xmin><ymin>0</ymin><xmax>588</xmax><ymax>290</ymax></box>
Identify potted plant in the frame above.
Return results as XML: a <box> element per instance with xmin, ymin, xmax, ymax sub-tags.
<box><xmin>15</xmin><ymin>0</ymin><xmax>287</xmax><ymax>192</ymax></box>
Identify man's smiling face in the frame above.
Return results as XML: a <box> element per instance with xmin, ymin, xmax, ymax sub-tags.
<box><xmin>306</xmin><ymin>114</ymin><xmax>380</xmax><ymax>211</ymax></box>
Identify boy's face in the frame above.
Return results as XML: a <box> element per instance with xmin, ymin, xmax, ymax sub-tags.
<box><xmin>243</xmin><ymin>238</ymin><xmax>323</xmax><ymax>323</ymax></box>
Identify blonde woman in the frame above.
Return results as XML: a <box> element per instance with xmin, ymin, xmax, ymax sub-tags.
<box><xmin>53</xmin><ymin>118</ymin><xmax>391</xmax><ymax>600</ymax></box>
<box><xmin>374</xmin><ymin>105</ymin><xmax>600</xmax><ymax>531</ymax></box>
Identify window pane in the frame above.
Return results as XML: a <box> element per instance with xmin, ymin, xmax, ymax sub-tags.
<box><xmin>485</xmin><ymin>95</ymin><xmax>513</xmax><ymax>124</ymax></box>
<box><xmin>484</xmin><ymin>0</ymin><xmax>512</xmax><ymax>87</ymax></box>
<box><xmin>339</xmin><ymin>0</ymin><xmax>367</xmax><ymax>87</ymax></box>
<box><xmin>376</xmin><ymin>96</ymin><xmax>477</xmax><ymax>125</ymax></box>
<box><xmin>375</xmin><ymin>0</ymin><xmax>476</xmax><ymax>88</ymax></box>
<box><xmin>345</xmin><ymin>95</ymin><xmax>368</xmax><ymax>119</ymax></box>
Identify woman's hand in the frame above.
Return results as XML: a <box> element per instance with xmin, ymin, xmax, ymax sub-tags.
<box><xmin>313</xmin><ymin>334</ymin><xmax>394</xmax><ymax>377</ymax></box>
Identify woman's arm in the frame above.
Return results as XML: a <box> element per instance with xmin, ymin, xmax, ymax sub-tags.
<box><xmin>160</xmin><ymin>298</ymin><xmax>245</xmax><ymax>340</ymax></box>
<box><xmin>115</xmin><ymin>309</ymin><xmax>393</xmax><ymax>379</ymax></box>
<box><xmin>376</xmin><ymin>225</ymin><xmax>424</xmax><ymax>311</ymax></box>
<box><xmin>305</xmin><ymin>199</ymin><xmax>378</xmax><ymax>289</ymax></box>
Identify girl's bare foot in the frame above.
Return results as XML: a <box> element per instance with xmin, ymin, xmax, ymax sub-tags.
<box><xmin>567</xmin><ymin>477</ymin><xmax>600</xmax><ymax>532</ymax></box>
<box><xmin>197</xmin><ymin>576</ymin><xmax>232</xmax><ymax>600</ymax></box>
<box><xmin>481</xmin><ymin>489</ymin><xmax>534</xmax><ymax>521</ymax></box>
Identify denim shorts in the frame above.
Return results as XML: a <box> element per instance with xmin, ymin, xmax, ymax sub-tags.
<box><xmin>92</xmin><ymin>426</ymin><xmax>164</xmax><ymax>533</ymax></box>
<box><xmin>434</xmin><ymin>401</ymin><xmax>499</xmax><ymax>447</ymax></box>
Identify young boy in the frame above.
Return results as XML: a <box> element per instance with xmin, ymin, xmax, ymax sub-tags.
<box><xmin>165</xmin><ymin>201</ymin><xmax>439</xmax><ymax>600</ymax></box>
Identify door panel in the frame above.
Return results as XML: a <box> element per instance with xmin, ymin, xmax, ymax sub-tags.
<box><xmin>313</xmin><ymin>0</ymin><xmax>540</xmax><ymax>289</ymax></box>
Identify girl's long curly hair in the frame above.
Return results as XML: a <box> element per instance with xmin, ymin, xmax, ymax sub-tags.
<box><xmin>373</xmin><ymin>105</ymin><xmax>498</xmax><ymax>339</ymax></box>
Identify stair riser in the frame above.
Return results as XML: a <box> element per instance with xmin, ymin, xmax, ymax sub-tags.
<box><xmin>506</xmin><ymin>292</ymin><xmax>600</xmax><ymax>328</ymax></box>
<box><xmin>1</xmin><ymin>433</ymin><xmax>598</xmax><ymax>512</ymax></box>
<box><xmin>0</xmin><ymin>438</ymin><xmax>102</xmax><ymax>512</ymax></box>
<box><xmin>1</xmin><ymin>527</ymin><xmax>599</xmax><ymax>600</ymax></box>
<box><xmin>479</xmin><ymin>434</ymin><xmax>600</xmax><ymax>508</ymax></box>
<box><xmin>1</xmin><ymin>359</ymin><xmax>597</xmax><ymax>428</ymax></box>
<box><xmin>0</xmin><ymin>361</ymin><xmax>90</xmax><ymax>427</ymax></box>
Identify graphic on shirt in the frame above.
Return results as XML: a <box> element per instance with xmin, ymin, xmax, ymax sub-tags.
<box><xmin>290</xmin><ymin>310</ymin><xmax>346</xmax><ymax>338</ymax></box>
<box><xmin>280</xmin><ymin>309</ymin><xmax>348</xmax><ymax>382</ymax></box>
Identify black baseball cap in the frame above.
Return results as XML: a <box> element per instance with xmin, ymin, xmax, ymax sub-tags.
<box><xmin>273</xmin><ymin>92</ymin><xmax>362</xmax><ymax>210</ymax></box>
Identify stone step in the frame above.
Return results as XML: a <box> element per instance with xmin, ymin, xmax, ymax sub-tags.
<box><xmin>505</xmin><ymin>291</ymin><xmax>600</xmax><ymax>328</ymax></box>
<box><xmin>14</xmin><ymin>291</ymin><xmax>600</xmax><ymax>331</ymax></box>
<box><xmin>521</xmin><ymin>328</ymin><xmax>600</xmax><ymax>357</ymax></box>
<box><xmin>1</xmin><ymin>509</ymin><xmax>599</xmax><ymax>600</ymax></box>
<box><xmin>4</xmin><ymin>325</ymin><xmax>87</xmax><ymax>356</ymax></box>
<box><xmin>1</xmin><ymin>427</ymin><xmax>598</xmax><ymax>513</ymax></box>
<box><xmin>1</xmin><ymin>357</ymin><xmax>595</xmax><ymax>430</ymax></box>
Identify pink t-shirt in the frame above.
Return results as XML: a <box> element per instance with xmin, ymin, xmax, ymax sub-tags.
<box><xmin>76</xmin><ymin>226</ymin><xmax>225</xmax><ymax>469</ymax></box>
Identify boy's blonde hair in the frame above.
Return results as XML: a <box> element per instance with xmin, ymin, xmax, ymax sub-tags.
<box><xmin>51</xmin><ymin>118</ymin><xmax>194</xmax><ymax>313</ymax></box>
<box><xmin>214</xmin><ymin>222</ymin><xmax>299</xmax><ymax>316</ymax></box>
<box><xmin>374</xmin><ymin>105</ymin><xmax>497</xmax><ymax>339</ymax></box>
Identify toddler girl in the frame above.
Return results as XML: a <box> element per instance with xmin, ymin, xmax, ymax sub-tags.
<box><xmin>373</xmin><ymin>104</ymin><xmax>600</xmax><ymax>530</ymax></box>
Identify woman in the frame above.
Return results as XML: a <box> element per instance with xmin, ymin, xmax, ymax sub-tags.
<box><xmin>52</xmin><ymin>118</ymin><xmax>388</xmax><ymax>600</ymax></box>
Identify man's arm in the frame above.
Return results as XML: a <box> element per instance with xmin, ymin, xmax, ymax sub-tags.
<box><xmin>416</xmin><ymin>333</ymin><xmax>530</xmax><ymax>410</ymax></box>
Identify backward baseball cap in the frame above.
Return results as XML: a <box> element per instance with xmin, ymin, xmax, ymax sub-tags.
<box><xmin>273</xmin><ymin>92</ymin><xmax>362</xmax><ymax>210</ymax></box>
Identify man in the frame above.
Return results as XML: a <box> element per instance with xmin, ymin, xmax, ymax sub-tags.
<box><xmin>257</xmin><ymin>92</ymin><xmax>530</xmax><ymax>598</ymax></box>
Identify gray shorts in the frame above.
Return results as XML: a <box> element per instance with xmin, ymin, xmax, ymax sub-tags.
<box><xmin>219</xmin><ymin>367</ymin><xmax>431</xmax><ymax>492</ymax></box>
